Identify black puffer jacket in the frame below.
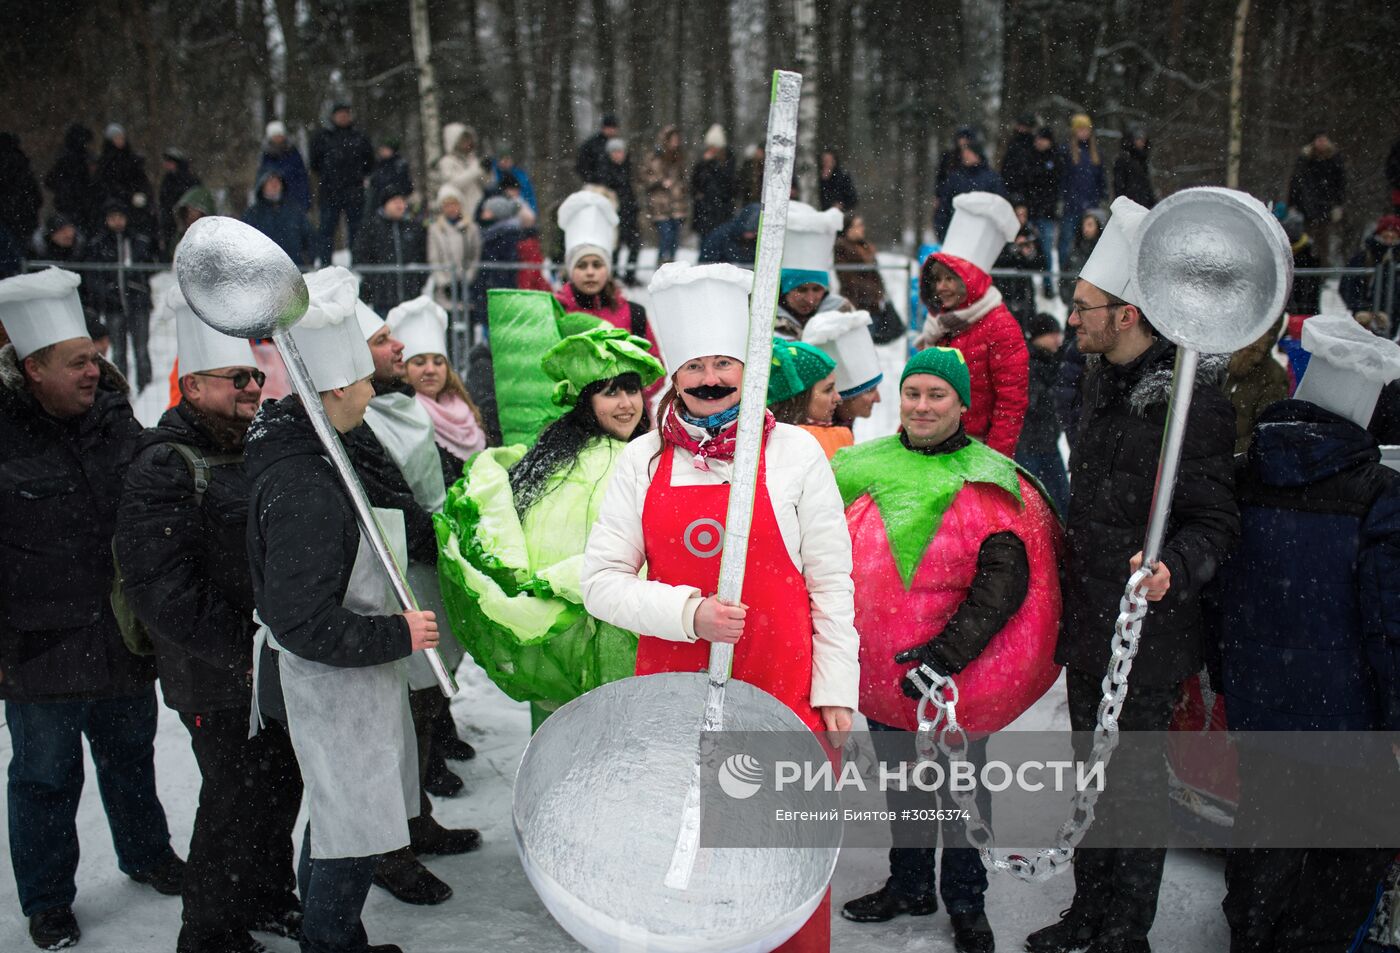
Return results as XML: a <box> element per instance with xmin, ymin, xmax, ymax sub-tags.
<box><xmin>0</xmin><ymin>345</ymin><xmax>152</xmax><ymax>701</ymax></box>
<box><xmin>309</xmin><ymin>122</ymin><xmax>374</xmax><ymax>199</ymax></box>
<box><xmin>116</xmin><ymin>402</ymin><xmax>255</xmax><ymax>713</ymax></box>
<box><xmin>45</xmin><ymin>124</ymin><xmax>98</xmax><ymax>230</ymax></box>
<box><xmin>1057</xmin><ymin>337</ymin><xmax>1239</xmax><ymax>685</ymax></box>
<box><xmin>245</xmin><ymin>395</ymin><xmax>411</xmax><ymax>666</ymax></box>
<box><xmin>352</xmin><ymin>212</ymin><xmax>427</xmax><ymax>315</ymax></box>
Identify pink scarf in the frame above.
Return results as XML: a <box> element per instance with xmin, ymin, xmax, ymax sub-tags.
<box><xmin>416</xmin><ymin>391</ymin><xmax>486</xmax><ymax>461</ymax></box>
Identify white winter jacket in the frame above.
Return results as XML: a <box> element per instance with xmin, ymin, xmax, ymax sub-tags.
<box><xmin>581</xmin><ymin>420</ymin><xmax>860</xmax><ymax>710</ymax></box>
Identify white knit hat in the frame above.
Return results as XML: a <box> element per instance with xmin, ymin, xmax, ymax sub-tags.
<box><xmin>0</xmin><ymin>268</ymin><xmax>89</xmax><ymax>360</ymax></box>
<box><xmin>292</xmin><ymin>267</ymin><xmax>374</xmax><ymax>391</ymax></box>
<box><xmin>387</xmin><ymin>295</ymin><xmax>449</xmax><ymax>361</ymax></box>
<box><xmin>648</xmin><ymin>262</ymin><xmax>753</xmax><ymax>371</ymax></box>
<box><xmin>1295</xmin><ymin>313</ymin><xmax>1400</xmax><ymax>427</ymax></box>
<box><xmin>1079</xmin><ymin>196</ymin><xmax>1150</xmax><ymax>307</ymax></box>
<box><xmin>265</xmin><ymin>120</ymin><xmax>287</xmax><ymax>139</ymax></box>
<box><xmin>941</xmin><ymin>192</ymin><xmax>1019</xmax><ymax>273</ymax></box>
<box><xmin>165</xmin><ymin>283</ymin><xmax>254</xmax><ymax>375</ymax></box>
<box><xmin>801</xmin><ymin>309</ymin><xmax>882</xmax><ymax>397</ymax></box>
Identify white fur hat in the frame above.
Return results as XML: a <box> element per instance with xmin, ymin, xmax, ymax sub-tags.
<box><xmin>387</xmin><ymin>295</ymin><xmax>449</xmax><ymax>361</ymax></box>
<box><xmin>941</xmin><ymin>192</ymin><xmax>1020</xmax><ymax>273</ymax></box>
<box><xmin>292</xmin><ymin>267</ymin><xmax>374</xmax><ymax>391</ymax></box>
<box><xmin>1080</xmin><ymin>196</ymin><xmax>1150</xmax><ymax>306</ymax></box>
<box><xmin>801</xmin><ymin>309</ymin><xmax>882</xmax><ymax>396</ymax></box>
<box><xmin>1294</xmin><ymin>313</ymin><xmax>1400</xmax><ymax>428</ymax></box>
<box><xmin>781</xmin><ymin>202</ymin><xmax>844</xmax><ymax>280</ymax></box>
<box><xmin>165</xmin><ymin>282</ymin><xmax>254</xmax><ymax>375</ymax></box>
<box><xmin>0</xmin><ymin>268</ymin><xmax>89</xmax><ymax>360</ymax></box>
<box><xmin>647</xmin><ymin>262</ymin><xmax>753</xmax><ymax>371</ymax></box>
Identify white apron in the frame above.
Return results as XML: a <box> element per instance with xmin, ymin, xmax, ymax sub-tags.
<box><xmin>276</xmin><ymin>507</ymin><xmax>419</xmax><ymax>859</ymax></box>
<box><xmin>364</xmin><ymin>390</ymin><xmax>464</xmax><ymax>689</ymax></box>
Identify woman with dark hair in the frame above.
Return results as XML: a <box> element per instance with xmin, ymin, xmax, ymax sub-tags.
<box><xmin>435</xmin><ymin>327</ymin><xmax>664</xmax><ymax>730</ymax></box>
<box><xmin>768</xmin><ymin>338</ymin><xmax>850</xmax><ymax>460</ymax></box>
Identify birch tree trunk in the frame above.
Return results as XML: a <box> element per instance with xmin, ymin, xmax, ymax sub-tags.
<box><xmin>409</xmin><ymin>0</ymin><xmax>442</xmax><ymax>172</ymax></box>
<box><xmin>792</xmin><ymin>0</ymin><xmax>819</xmax><ymax>202</ymax></box>
<box><xmin>1226</xmin><ymin>0</ymin><xmax>1250</xmax><ymax>189</ymax></box>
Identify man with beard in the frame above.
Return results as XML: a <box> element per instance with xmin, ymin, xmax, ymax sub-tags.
<box><xmin>1027</xmin><ymin>196</ymin><xmax>1238</xmax><ymax>953</ymax></box>
<box><xmin>116</xmin><ymin>287</ymin><xmax>303</xmax><ymax>953</ymax></box>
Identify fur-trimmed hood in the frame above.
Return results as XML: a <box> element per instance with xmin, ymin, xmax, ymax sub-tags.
<box><xmin>0</xmin><ymin>342</ymin><xmax>130</xmax><ymax>400</ymax></box>
<box><xmin>1084</xmin><ymin>338</ymin><xmax>1230</xmax><ymax>417</ymax></box>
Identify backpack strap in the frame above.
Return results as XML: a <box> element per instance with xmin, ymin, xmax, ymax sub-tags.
<box><xmin>165</xmin><ymin>443</ymin><xmax>243</xmax><ymax>505</ymax></box>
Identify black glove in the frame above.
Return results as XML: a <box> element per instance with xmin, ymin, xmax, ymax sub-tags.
<box><xmin>894</xmin><ymin>644</ymin><xmax>949</xmax><ymax>701</ymax></box>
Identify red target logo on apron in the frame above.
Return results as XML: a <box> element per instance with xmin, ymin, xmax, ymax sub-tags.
<box><xmin>683</xmin><ymin>518</ymin><xmax>725</xmax><ymax>558</ymax></box>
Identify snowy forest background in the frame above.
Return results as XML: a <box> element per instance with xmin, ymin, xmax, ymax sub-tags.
<box><xmin>2</xmin><ymin>0</ymin><xmax>1397</xmax><ymax>245</ymax></box>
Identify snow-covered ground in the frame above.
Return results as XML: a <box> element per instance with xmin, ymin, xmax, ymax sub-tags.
<box><xmin>1</xmin><ymin>251</ymin><xmax>1302</xmax><ymax>952</ymax></box>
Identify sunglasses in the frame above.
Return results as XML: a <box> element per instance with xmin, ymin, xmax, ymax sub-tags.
<box><xmin>194</xmin><ymin>368</ymin><xmax>266</xmax><ymax>389</ymax></box>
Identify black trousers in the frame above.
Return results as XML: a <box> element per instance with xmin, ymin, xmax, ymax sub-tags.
<box><xmin>1066</xmin><ymin>667</ymin><xmax>1178</xmax><ymax>940</ymax></box>
<box><xmin>177</xmin><ymin>706</ymin><xmax>302</xmax><ymax>950</ymax></box>
<box><xmin>408</xmin><ymin>686</ymin><xmax>441</xmax><ymax>831</ymax></box>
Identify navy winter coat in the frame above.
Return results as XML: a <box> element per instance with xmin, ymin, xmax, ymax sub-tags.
<box><xmin>1216</xmin><ymin>400</ymin><xmax>1400</xmax><ymax>730</ymax></box>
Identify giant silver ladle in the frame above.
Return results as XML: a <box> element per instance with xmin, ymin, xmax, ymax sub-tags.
<box><xmin>173</xmin><ymin>217</ymin><xmax>457</xmax><ymax>697</ymax></box>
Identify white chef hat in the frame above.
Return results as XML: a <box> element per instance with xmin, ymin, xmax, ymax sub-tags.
<box><xmin>647</xmin><ymin>262</ymin><xmax>753</xmax><ymax>371</ymax></box>
<box><xmin>165</xmin><ymin>282</ymin><xmax>254</xmax><ymax>375</ymax></box>
<box><xmin>292</xmin><ymin>267</ymin><xmax>374</xmax><ymax>391</ymax></box>
<box><xmin>355</xmin><ymin>298</ymin><xmax>385</xmax><ymax>339</ymax></box>
<box><xmin>1080</xmin><ymin>196</ymin><xmax>1150</xmax><ymax>307</ymax></box>
<box><xmin>940</xmin><ymin>192</ymin><xmax>1020</xmax><ymax>274</ymax></box>
<box><xmin>1295</xmin><ymin>313</ymin><xmax>1400</xmax><ymax>428</ymax></box>
<box><xmin>387</xmin><ymin>295</ymin><xmax>449</xmax><ymax>361</ymax></box>
<box><xmin>558</xmin><ymin>190</ymin><xmax>618</xmax><ymax>272</ymax></box>
<box><xmin>781</xmin><ymin>202</ymin><xmax>844</xmax><ymax>283</ymax></box>
<box><xmin>801</xmin><ymin>309</ymin><xmax>883</xmax><ymax>397</ymax></box>
<box><xmin>0</xmin><ymin>268</ymin><xmax>89</xmax><ymax>360</ymax></box>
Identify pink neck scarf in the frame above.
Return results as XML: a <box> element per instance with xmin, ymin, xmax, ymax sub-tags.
<box><xmin>416</xmin><ymin>391</ymin><xmax>486</xmax><ymax>461</ymax></box>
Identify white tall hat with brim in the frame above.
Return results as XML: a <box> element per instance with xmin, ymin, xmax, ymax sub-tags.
<box><xmin>558</xmin><ymin>191</ymin><xmax>618</xmax><ymax>270</ymax></box>
<box><xmin>1079</xmin><ymin>196</ymin><xmax>1150</xmax><ymax>306</ymax></box>
<box><xmin>647</xmin><ymin>262</ymin><xmax>753</xmax><ymax>371</ymax></box>
<box><xmin>1294</xmin><ymin>313</ymin><xmax>1400</xmax><ymax>428</ymax></box>
<box><xmin>801</xmin><ymin>309</ymin><xmax>883</xmax><ymax>397</ymax></box>
<box><xmin>292</xmin><ymin>266</ymin><xmax>374</xmax><ymax>391</ymax></box>
<box><xmin>0</xmin><ymin>268</ymin><xmax>89</xmax><ymax>360</ymax></box>
<box><xmin>355</xmin><ymin>298</ymin><xmax>385</xmax><ymax>339</ymax></box>
<box><xmin>780</xmin><ymin>202</ymin><xmax>844</xmax><ymax>280</ymax></box>
<box><xmin>387</xmin><ymin>295</ymin><xmax>449</xmax><ymax>361</ymax></box>
<box><xmin>940</xmin><ymin>192</ymin><xmax>1020</xmax><ymax>274</ymax></box>
<box><xmin>165</xmin><ymin>282</ymin><xmax>254</xmax><ymax>375</ymax></box>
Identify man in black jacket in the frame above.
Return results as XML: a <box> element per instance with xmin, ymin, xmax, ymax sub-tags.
<box><xmin>85</xmin><ymin>198</ymin><xmax>156</xmax><ymax>390</ymax></box>
<box><xmin>156</xmin><ymin>147</ymin><xmax>201</xmax><ymax>261</ymax></box>
<box><xmin>1028</xmin><ymin>200</ymin><xmax>1239</xmax><ymax>953</ymax></box>
<box><xmin>575</xmin><ymin>114</ymin><xmax>619</xmax><ymax>185</ymax></box>
<box><xmin>353</xmin><ymin>184</ymin><xmax>428</xmax><ymax>316</ymax></box>
<box><xmin>0</xmin><ymin>269</ymin><xmax>182</xmax><ymax>952</ymax></box>
<box><xmin>115</xmin><ymin>305</ymin><xmax>302</xmax><ymax>953</ymax></box>
<box><xmin>310</xmin><ymin>102</ymin><xmax>375</xmax><ymax>267</ymax></box>
<box><xmin>45</xmin><ymin>123</ymin><xmax>99</xmax><ymax>234</ymax></box>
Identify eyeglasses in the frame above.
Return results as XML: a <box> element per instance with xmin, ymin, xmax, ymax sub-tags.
<box><xmin>194</xmin><ymin>368</ymin><xmax>266</xmax><ymax>389</ymax></box>
<box><xmin>1070</xmin><ymin>302</ymin><xmax>1120</xmax><ymax>317</ymax></box>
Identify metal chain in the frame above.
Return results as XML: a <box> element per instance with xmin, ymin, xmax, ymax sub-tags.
<box><xmin>908</xmin><ymin>566</ymin><xmax>1153</xmax><ymax>882</ymax></box>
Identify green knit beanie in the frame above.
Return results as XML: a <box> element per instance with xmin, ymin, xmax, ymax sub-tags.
<box><xmin>768</xmin><ymin>338</ymin><xmax>837</xmax><ymax>404</ymax></box>
<box><xmin>900</xmin><ymin>346</ymin><xmax>972</xmax><ymax>407</ymax></box>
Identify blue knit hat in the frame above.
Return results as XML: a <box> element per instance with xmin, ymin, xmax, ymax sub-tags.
<box><xmin>780</xmin><ymin>268</ymin><xmax>830</xmax><ymax>296</ymax></box>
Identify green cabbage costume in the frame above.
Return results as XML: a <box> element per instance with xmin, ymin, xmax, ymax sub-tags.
<box><xmin>435</xmin><ymin>323</ymin><xmax>665</xmax><ymax>728</ymax></box>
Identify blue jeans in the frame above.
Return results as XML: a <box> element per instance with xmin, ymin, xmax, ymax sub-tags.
<box><xmin>317</xmin><ymin>190</ymin><xmax>365</xmax><ymax>268</ymax></box>
<box><xmin>867</xmin><ymin>719</ymin><xmax>989</xmax><ymax>914</ymax></box>
<box><xmin>1058</xmin><ymin>211</ymin><xmax>1082</xmax><ymax>274</ymax></box>
<box><xmin>297</xmin><ymin>825</ymin><xmax>377</xmax><ymax>953</ymax></box>
<box><xmin>1016</xmin><ymin>449</ymin><xmax>1070</xmax><ymax>517</ymax></box>
<box><xmin>655</xmin><ymin>218</ymin><xmax>683</xmax><ymax>263</ymax></box>
<box><xmin>1032</xmin><ymin>217</ymin><xmax>1058</xmax><ymax>292</ymax></box>
<box><xmin>6</xmin><ymin>688</ymin><xmax>172</xmax><ymax>916</ymax></box>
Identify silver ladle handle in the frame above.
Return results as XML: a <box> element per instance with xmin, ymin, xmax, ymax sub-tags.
<box><xmin>274</xmin><ymin>331</ymin><xmax>458</xmax><ymax>697</ymax></box>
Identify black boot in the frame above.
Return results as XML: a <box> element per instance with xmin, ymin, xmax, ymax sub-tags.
<box><xmin>128</xmin><ymin>849</ymin><xmax>187</xmax><ymax>895</ymax></box>
<box><xmin>372</xmin><ymin>847</ymin><xmax>453</xmax><ymax>905</ymax></box>
<box><xmin>432</xmin><ymin>707</ymin><xmax>476</xmax><ymax>761</ymax></box>
<box><xmin>28</xmin><ymin>906</ymin><xmax>80</xmax><ymax>951</ymax></box>
<box><xmin>410</xmin><ymin>814</ymin><xmax>483</xmax><ymax>856</ymax></box>
<box><xmin>1025</xmin><ymin>904</ymin><xmax>1102</xmax><ymax>953</ymax></box>
<box><xmin>248</xmin><ymin>902</ymin><xmax>303</xmax><ymax>939</ymax></box>
<box><xmin>424</xmin><ymin>753</ymin><xmax>464</xmax><ymax>797</ymax></box>
<box><xmin>952</xmin><ymin>910</ymin><xmax>996</xmax><ymax>952</ymax></box>
<box><xmin>840</xmin><ymin>882</ymin><xmax>938</xmax><ymax>923</ymax></box>
<box><xmin>1085</xmin><ymin>930</ymin><xmax>1150</xmax><ymax>953</ymax></box>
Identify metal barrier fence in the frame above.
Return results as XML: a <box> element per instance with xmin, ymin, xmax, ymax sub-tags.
<box><xmin>24</xmin><ymin>255</ymin><xmax>1397</xmax><ymax>371</ymax></box>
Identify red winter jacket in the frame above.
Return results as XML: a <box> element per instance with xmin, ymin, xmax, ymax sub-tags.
<box><xmin>921</xmin><ymin>253</ymin><xmax>1029</xmax><ymax>456</ymax></box>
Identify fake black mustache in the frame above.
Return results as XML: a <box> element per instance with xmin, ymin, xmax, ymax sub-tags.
<box><xmin>683</xmin><ymin>385</ymin><xmax>738</xmax><ymax>401</ymax></box>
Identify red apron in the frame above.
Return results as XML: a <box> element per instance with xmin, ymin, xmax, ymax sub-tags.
<box><xmin>637</xmin><ymin>442</ymin><xmax>832</xmax><ymax>952</ymax></box>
